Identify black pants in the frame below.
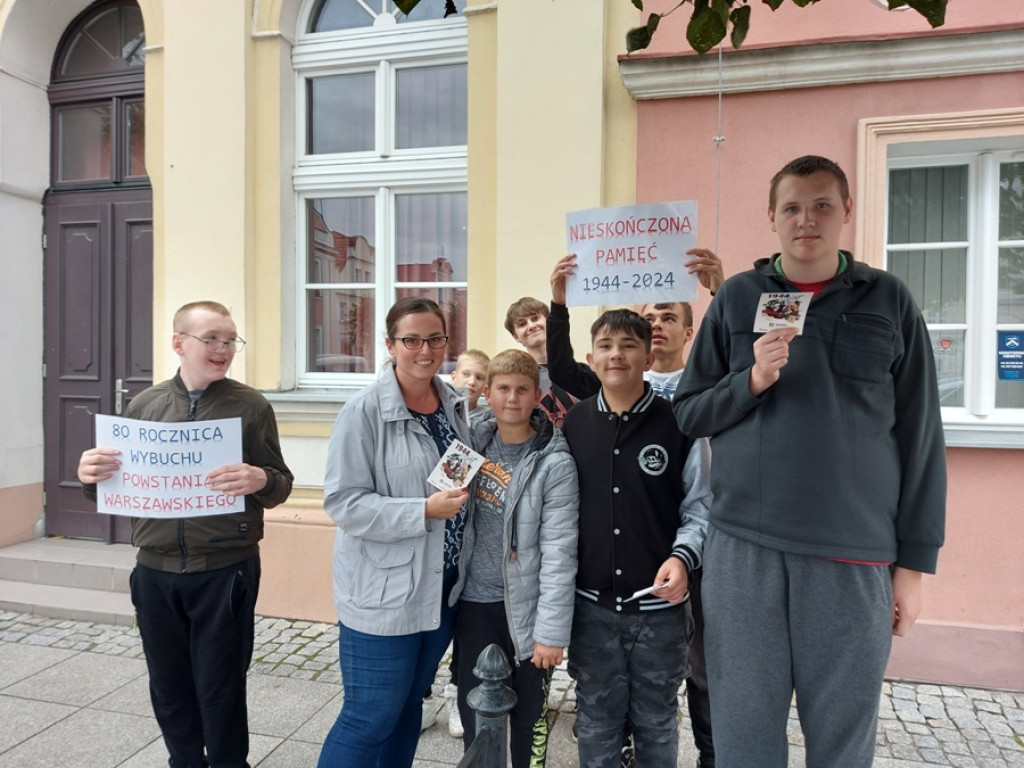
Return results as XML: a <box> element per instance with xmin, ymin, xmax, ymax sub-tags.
<box><xmin>130</xmin><ymin>556</ymin><xmax>260</xmax><ymax>768</ymax></box>
<box><xmin>686</xmin><ymin>568</ymin><xmax>715</xmax><ymax>765</ymax></box>
<box><xmin>456</xmin><ymin>600</ymin><xmax>552</xmax><ymax>768</ymax></box>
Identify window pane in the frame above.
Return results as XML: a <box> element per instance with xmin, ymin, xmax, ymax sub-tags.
<box><xmin>888</xmin><ymin>248</ymin><xmax>966</xmax><ymax>324</ymax></box>
<box><xmin>309</xmin><ymin>198</ymin><xmax>376</xmax><ymax>284</ymax></box>
<box><xmin>308</xmin><ymin>289</ymin><xmax>375</xmax><ymax>373</ymax></box>
<box><xmin>309</xmin><ymin>0</ymin><xmax>464</xmax><ymax>31</ymax></box>
<box><xmin>58</xmin><ymin>106</ymin><xmax>111</xmax><ymax>182</ymax></box>
<box><xmin>998</xmin><ymin>247</ymin><xmax>1024</xmax><ymax>324</ymax></box>
<box><xmin>888</xmin><ymin>166</ymin><xmax>967</xmax><ymax>244</ymax></box>
<box><xmin>996</xmin><ymin>375</ymin><xmax>1024</xmax><ymax>408</ymax></box>
<box><xmin>395</xmin><ymin>193</ymin><xmax>466</xmax><ymax>281</ymax></box>
<box><xmin>308</xmin><ymin>0</ymin><xmax>374</xmax><ymax>32</ymax></box>
<box><xmin>309</xmin><ymin>74</ymin><xmax>375</xmax><ymax>154</ymax></box>
<box><xmin>60</xmin><ymin>7</ymin><xmax>144</xmax><ymax>78</ymax></box>
<box><xmin>930</xmin><ymin>329</ymin><xmax>965</xmax><ymax>407</ymax></box>
<box><xmin>126</xmin><ymin>101</ymin><xmax>146</xmax><ymax>177</ymax></box>
<box><xmin>396</xmin><ymin>287</ymin><xmax>466</xmax><ymax>372</ymax></box>
<box><xmin>396</xmin><ymin>64</ymin><xmax>467</xmax><ymax>149</ymax></box>
<box><xmin>398</xmin><ymin>0</ymin><xmax>463</xmax><ymax>22</ymax></box>
<box><xmin>999</xmin><ymin>161</ymin><xmax>1024</xmax><ymax>240</ymax></box>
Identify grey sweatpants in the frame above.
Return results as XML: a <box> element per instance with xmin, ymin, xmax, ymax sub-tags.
<box><xmin>702</xmin><ymin>527</ymin><xmax>894</xmax><ymax>768</ymax></box>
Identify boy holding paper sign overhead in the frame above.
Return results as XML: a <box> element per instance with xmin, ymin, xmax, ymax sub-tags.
<box><xmin>673</xmin><ymin>156</ymin><xmax>946</xmax><ymax>767</ymax></box>
<box><xmin>562</xmin><ymin>308</ymin><xmax>710</xmax><ymax>768</ymax></box>
<box><xmin>76</xmin><ymin>300</ymin><xmax>293</xmax><ymax>768</ymax></box>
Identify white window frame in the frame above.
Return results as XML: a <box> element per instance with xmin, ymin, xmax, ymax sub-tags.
<box><xmin>883</xmin><ymin>142</ymin><xmax>1024</xmax><ymax>445</ymax></box>
<box><xmin>293</xmin><ymin>4</ymin><xmax>468</xmax><ymax>390</ymax></box>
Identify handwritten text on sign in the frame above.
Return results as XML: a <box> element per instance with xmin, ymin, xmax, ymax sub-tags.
<box><xmin>95</xmin><ymin>414</ymin><xmax>244</xmax><ymax>518</ymax></box>
<box><xmin>565</xmin><ymin>201</ymin><xmax>699</xmax><ymax>307</ymax></box>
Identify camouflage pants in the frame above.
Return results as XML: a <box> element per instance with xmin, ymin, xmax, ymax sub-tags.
<box><xmin>570</xmin><ymin>597</ymin><xmax>691</xmax><ymax>768</ymax></box>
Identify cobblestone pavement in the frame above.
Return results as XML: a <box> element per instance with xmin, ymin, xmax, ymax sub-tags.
<box><xmin>2</xmin><ymin>610</ymin><xmax>1023</xmax><ymax>767</ymax></box>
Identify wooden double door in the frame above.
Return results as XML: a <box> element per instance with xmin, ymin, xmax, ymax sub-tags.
<box><xmin>43</xmin><ymin>188</ymin><xmax>153</xmax><ymax>542</ymax></box>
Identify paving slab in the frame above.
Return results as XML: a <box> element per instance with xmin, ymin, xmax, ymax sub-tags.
<box><xmin>0</xmin><ymin>643</ymin><xmax>78</xmax><ymax>690</ymax></box>
<box><xmin>1</xmin><ymin>650</ymin><xmax>147</xmax><ymax>707</ymax></box>
<box><xmin>246</xmin><ymin>675</ymin><xmax>342</xmax><ymax>738</ymax></box>
<box><xmin>0</xmin><ymin>708</ymin><xmax>160</xmax><ymax>768</ymax></box>
<box><xmin>0</xmin><ymin>695</ymin><xmax>76</xmax><ymax>753</ymax></box>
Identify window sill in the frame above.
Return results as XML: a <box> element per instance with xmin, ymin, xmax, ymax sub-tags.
<box><xmin>943</xmin><ymin>423</ymin><xmax>1024</xmax><ymax>450</ymax></box>
<box><xmin>264</xmin><ymin>388</ymin><xmax>361</xmax><ymax>424</ymax></box>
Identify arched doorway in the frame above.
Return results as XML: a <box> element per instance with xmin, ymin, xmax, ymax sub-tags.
<box><xmin>43</xmin><ymin>0</ymin><xmax>152</xmax><ymax>542</ymax></box>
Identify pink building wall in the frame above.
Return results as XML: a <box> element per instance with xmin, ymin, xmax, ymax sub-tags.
<box><xmin>631</xmin><ymin>6</ymin><xmax>1024</xmax><ymax>689</ymax></box>
<box><xmin>637</xmin><ymin>0</ymin><xmax>1022</xmax><ymax>54</ymax></box>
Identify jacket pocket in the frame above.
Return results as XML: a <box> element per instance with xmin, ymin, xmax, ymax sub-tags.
<box><xmin>831</xmin><ymin>313</ymin><xmax>897</xmax><ymax>383</ymax></box>
<box><xmin>352</xmin><ymin>540</ymin><xmax>416</xmax><ymax>610</ymax></box>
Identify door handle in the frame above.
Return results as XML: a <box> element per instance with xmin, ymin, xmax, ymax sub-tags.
<box><xmin>115</xmin><ymin>378</ymin><xmax>130</xmax><ymax>415</ymax></box>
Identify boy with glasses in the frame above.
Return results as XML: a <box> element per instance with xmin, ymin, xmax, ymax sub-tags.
<box><xmin>77</xmin><ymin>300</ymin><xmax>293</xmax><ymax>768</ymax></box>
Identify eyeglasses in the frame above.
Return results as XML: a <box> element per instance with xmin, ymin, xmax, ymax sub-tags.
<box><xmin>390</xmin><ymin>335</ymin><xmax>449</xmax><ymax>350</ymax></box>
<box><xmin>181</xmin><ymin>333</ymin><xmax>246</xmax><ymax>352</ymax></box>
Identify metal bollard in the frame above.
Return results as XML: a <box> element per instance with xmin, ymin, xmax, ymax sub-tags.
<box><xmin>455</xmin><ymin>643</ymin><xmax>518</xmax><ymax>768</ymax></box>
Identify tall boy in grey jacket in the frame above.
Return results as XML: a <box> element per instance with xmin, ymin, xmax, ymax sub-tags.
<box><xmin>451</xmin><ymin>349</ymin><xmax>579</xmax><ymax>768</ymax></box>
<box><xmin>673</xmin><ymin>156</ymin><xmax>946</xmax><ymax>768</ymax></box>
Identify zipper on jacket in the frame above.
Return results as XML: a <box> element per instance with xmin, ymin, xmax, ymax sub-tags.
<box><xmin>180</xmin><ymin>392</ymin><xmax>198</xmax><ymax>572</ymax></box>
<box><xmin>178</xmin><ymin>518</ymin><xmax>188</xmax><ymax>573</ymax></box>
<box><xmin>500</xmin><ymin>448</ymin><xmax>540</xmax><ymax>667</ymax></box>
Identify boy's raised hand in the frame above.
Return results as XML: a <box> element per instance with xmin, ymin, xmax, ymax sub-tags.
<box><xmin>684</xmin><ymin>248</ymin><xmax>725</xmax><ymax>294</ymax></box>
<box><xmin>652</xmin><ymin>557</ymin><xmax>689</xmax><ymax>604</ymax></box>
<box><xmin>749</xmin><ymin>328</ymin><xmax>798</xmax><ymax>396</ymax></box>
<box><xmin>550</xmin><ymin>254</ymin><xmax>577</xmax><ymax>305</ymax></box>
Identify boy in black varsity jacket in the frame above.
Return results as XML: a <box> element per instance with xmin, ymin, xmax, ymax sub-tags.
<box><xmin>562</xmin><ymin>309</ymin><xmax>710</xmax><ymax>768</ymax></box>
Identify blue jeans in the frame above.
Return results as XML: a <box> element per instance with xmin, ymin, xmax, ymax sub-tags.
<box><xmin>317</xmin><ymin>589</ymin><xmax>457</xmax><ymax>768</ymax></box>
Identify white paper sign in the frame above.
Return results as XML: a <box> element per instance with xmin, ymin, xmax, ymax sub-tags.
<box><xmin>565</xmin><ymin>201</ymin><xmax>699</xmax><ymax>307</ymax></box>
<box><xmin>94</xmin><ymin>414</ymin><xmax>245</xmax><ymax>518</ymax></box>
<box><xmin>753</xmin><ymin>292</ymin><xmax>814</xmax><ymax>334</ymax></box>
<box><xmin>427</xmin><ymin>439</ymin><xmax>485</xmax><ymax>492</ymax></box>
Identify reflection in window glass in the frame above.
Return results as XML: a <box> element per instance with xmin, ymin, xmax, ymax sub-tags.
<box><xmin>396</xmin><ymin>64</ymin><xmax>467</xmax><ymax>149</ymax></box>
<box><xmin>888</xmin><ymin>166</ymin><xmax>967</xmax><ymax>244</ymax></box>
<box><xmin>396</xmin><ymin>287</ymin><xmax>466</xmax><ymax>372</ymax></box>
<box><xmin>998</xmin><ymin>162</ymin><xmax>1024</xmax><ymax>240</ymax></box>
<box><xmin>308</xmin><ymin>289</ymin><xmax>375</xmax><ymax>373</ymax></box>
<box><xmin>308</xmin><ymin>198</ymin><xmax>376</xmax><ymax>284</ymax></box>
<box><xmin>395</xmin><ymin>193</ymin><xmax>467</xmax><ymax>281</ymax></box>
<box><xmin>309</xmin><ymin>74</ymin><xmax>375</xmax><ymax>154</ymax></box>
<box><xmin>998</xmin><ymin>248</ymin><xmax>1024</xmax><ymax>325</ymax></box>
<box><xmin>929</xmin><ymin>329</ymin><xmax>965</xmax><ymax>408</ymax></box>
<box><xmin>59</xmin><ymin>106</ymin><xmax>111</xmax><ymax>181</ymax></box>
<box><xmin>127</xmin><ymin>101</ymin><xmax>146</xmax><ymax>176</ymax></box>
<box><xmin>996</xmin><ymin>374</ymin><xmax>1024</xmax><ymax>408</ymax></box>
<box><xmin>888</xmin><ymin>248</ymin><xmax>966</xmax><ymax>325</ymax></box>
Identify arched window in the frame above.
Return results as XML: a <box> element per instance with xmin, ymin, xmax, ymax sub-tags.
<box><xmin>309</xmin><ymin>0</ymin><xmax>458</xmax><ymax>32</ymax></box>
<box><xmin>294</xmin><ymin>0</ymin><xmax>467</xmax><ymax>383</ymax></box>
<box><xmin>50</xmin><ymin>0</ymin><xmax>146</xmax><ymax>186</ymax></box>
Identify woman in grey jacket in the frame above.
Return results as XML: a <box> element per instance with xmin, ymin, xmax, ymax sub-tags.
<box><xmin>318</xmin><ymin>298</ymin><xmax>472</xmax><ymax>768</ymax></box>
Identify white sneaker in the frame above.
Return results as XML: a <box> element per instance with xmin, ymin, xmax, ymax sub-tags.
<box><xmin>421</xmin><ymin>695</ymin><xmax>442</xmax><ymax>732</ymax></box>
<box><xmin>444</xmin><ymin>683</ymin><xmax>464</xmax><ymax>738</ymax></box>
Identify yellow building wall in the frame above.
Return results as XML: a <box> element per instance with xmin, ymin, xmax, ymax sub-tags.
<box><xmin>467</xmin><ymin>0</ymin><xmax>639</xmax><ymax>356</ymax></box>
